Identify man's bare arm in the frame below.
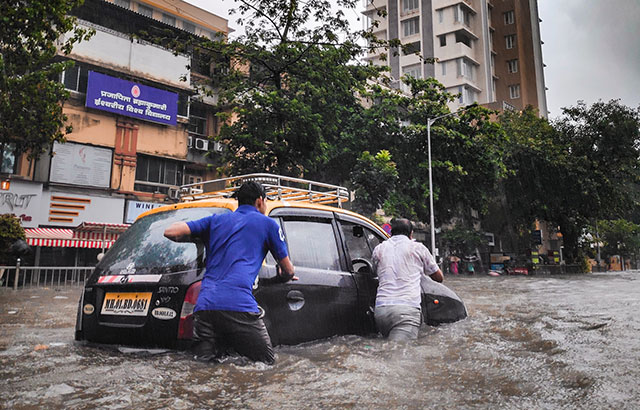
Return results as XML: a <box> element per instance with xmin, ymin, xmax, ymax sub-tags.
<box><xmin>429</xmin><ymin>269</ymin><xmax>444</xmax><ymax>283</ymax></box>
<box><xmin>277</xmin><ymin>256</ymin><xmax>298</xmax><ymax>281</ymax></box>
<box><xmin>164</xmin><ymin>222</ymin><xmax>192</xmax><ymax>242</ymax></box>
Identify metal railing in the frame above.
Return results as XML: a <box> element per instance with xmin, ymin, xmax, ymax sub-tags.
<box><xmin>0</xmin><ymin>263</ymin><xmax>94</xmax><ymax>290</ymax></box>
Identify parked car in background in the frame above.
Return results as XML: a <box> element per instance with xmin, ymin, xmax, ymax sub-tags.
<box><xmin>75</xmin><ymin>174</ymin><xmax>467</xmax><ymax>349</ymax></box>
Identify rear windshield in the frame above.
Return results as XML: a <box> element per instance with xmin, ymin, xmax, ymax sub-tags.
<box><xmin>96</xmin><ymin>207</ymin><xmax>230</xmax><ymax>275</ymax></box>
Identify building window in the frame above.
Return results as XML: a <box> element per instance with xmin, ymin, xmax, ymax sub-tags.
<box><xmin>504</xmin><ymin>10</ymin><xmax>515</xmax><ymax>25</ymax></box>
<box><xmin>455</xmin><ymin>30</ymin><xmax>472</xmax><ymax>47</ymax></box>
<box><xmin>401</xmin><ymin>41</ymin><xmax>421</xmax><ymax>56</ymax></box>
<box><xmin>401</xmin><ymin>64</ymin><xmax>421</xmax><ymax>93</ymax></box>
<box><xmin>138</xmin><ymin>4</ymin><xmax>153</xmax><ymax>18</ymax></box>
<box><xmin>135</xmin><ymin>155</ymin><xmax>184</xmax><ymax>193</ymax></box>
<box><xmin>438</xmin><ymin>9</ymin><xmax>443</xmax><ymax>23</ymax></box>
<box><xmin>403</xmin><ymin>0</ymin><xmax>419</xmax><ymax>13</ymax></box>
<box><xmin>441</xmin><ymin>61</ymin><xmax>447</xmax><ymax>76</ymax></box>
<box><xmin>403</xmin><ymin>64</ymin><xmax>421</xmax><ymax>79</ymax></box>
<box><xmin>505</xmin><ymin>34</ymin><xmax>516</xmax><ymax>49</ymax></box>
<box><xmin>457</xmin><ymin>86</ymin><xmax>477</xmax><ymax>105</ymax></box>
<box><xmin>162</xmin><ymin>13</ymin><xmax>176</xmax><ymax>26</ymax></box>
<box><xmin>509</xmin><ymin>84</ymin><xmax>521</xmax><ymax>99</ymax></box>
<box><xmin>454</xmin><ymin>4</ymin><xmax>472</xmax><ymax>26</ymax></box>
<box><xmin>0</xmin><ymin>143</ymin><xmax>17</xmax><ymax>174</ymax></box>
<box><xmin>177</xmin><ymin>94</ymin><xmax>189</xmax><ymax>117</ymax></box>
<box><xmin>456</xmin><ymin>58</ymin><xmax>475</xmax><ymax>80</ymax></box>
<box><xmin>402</xmin><ymin>17</ymin><xmax>420</xmax><ymax>37</ymax></box>
<box><xmin>439</xmin><ymin>35</ymin><xmax>447</xmax><ymax>47</ymax></box>
<box><xmin>508</xmin><ymin>59</ymin><xmax>518</xmax><ymax>73</ymax></box>
<box><xmin>183</xmin><ymin>21</ymin><xmax>196</xmax><ymax>33</ymax></box>
<box><xmin>113</xmin><ymin>0</ymin><xmax>129</xmax><ymax>9</ymax></box>
<box><xmin>60</xmin><ymin>63</ymin><xmax>89</xmax><ymax>93</ymax></box>
<box><xmin>188</xmin><ymin>103</ymin><xmax>208</xmax><ymax>136</ymax></box>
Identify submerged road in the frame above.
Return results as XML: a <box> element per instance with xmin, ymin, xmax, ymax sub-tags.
<box><xmin>1</xmin><ymin>271</ymin><xmax>639</xmax><ymax>409</ymax></box>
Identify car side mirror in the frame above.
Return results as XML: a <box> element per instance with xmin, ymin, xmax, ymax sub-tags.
<box><xmin>352</xmin><ymin>225</ymin><xmax>364</xmax><ymax>238</ymax></box>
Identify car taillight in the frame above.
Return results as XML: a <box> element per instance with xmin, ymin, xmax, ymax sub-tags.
<box><xmin>178</xmin><ymin>281</ymin><xmax>201</xmax><ymax>339</ymax></box>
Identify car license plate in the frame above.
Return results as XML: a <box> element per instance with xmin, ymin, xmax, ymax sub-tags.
<box><xmin>101</xmin><ymin>292</ymin><xmax>152</xmax><ymax>316</ymax></box>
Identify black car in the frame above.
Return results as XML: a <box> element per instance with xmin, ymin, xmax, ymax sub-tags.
<box><xmin>75</xmin><ymin>175</ymin><xmax>467</xmax><ymax>348</ymax></box>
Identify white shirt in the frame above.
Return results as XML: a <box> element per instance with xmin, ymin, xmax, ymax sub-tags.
<box><xmin>372</xmin><ymin>235</ymin><xmax>439</xmax><ymax>308</ymax></box>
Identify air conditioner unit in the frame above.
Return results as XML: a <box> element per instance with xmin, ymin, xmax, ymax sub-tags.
<box><xmin>187</xmin><ymin>136</ymin><xmax>193</xmax><ymax>148</ymax></box>
<box><xmin>211</xmin><ymin>141</ymin><xmax>224</xmax><ymax>152</ymax></box>
<box><xmin>179</xmin><ymin>186</ymin><xmax>204</xmax><ymax>195</ymax></box>
<box><xmin>194</xmin><ymin>138</ymin><xmax>209</xmax><ymax>151</ymax></box>
<box><xmin>167</xmin><ymin>187</ymin><xmax>180</xmax><ymax>199</ymax></box>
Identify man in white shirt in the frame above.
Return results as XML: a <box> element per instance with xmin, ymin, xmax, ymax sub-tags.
<box><xmin>372</xmin><ymin>218</ymin><xmax>444</xmax><ymax>340</ymax></box>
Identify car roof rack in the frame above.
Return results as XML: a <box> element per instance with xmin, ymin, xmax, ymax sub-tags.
<box><xmin>179</xmin><ymin>173</ymin><xmax>351</xmax><ymax>207</ymax></box>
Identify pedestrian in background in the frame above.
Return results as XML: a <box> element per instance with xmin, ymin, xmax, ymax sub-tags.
<box><xmin>450</xmin><ymin>256</ymin><xmax>459</xmax><ymax>275</ymax></box>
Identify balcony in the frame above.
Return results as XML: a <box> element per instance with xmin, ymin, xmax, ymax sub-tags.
<box><xmin>60</xmin><ymin>20</ymin><xmax>191</xmax><ymax>89</ymax></box>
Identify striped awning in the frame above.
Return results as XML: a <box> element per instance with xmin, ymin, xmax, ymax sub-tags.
<box><xmin>74</xmin><ymin>222</ymin><xmax>129</xmax><ymax>241</ymax></box>
<box><xmin>24</xmin><ymin>225</ymin><xmax>126</xmax><ymax>248</ymax></box>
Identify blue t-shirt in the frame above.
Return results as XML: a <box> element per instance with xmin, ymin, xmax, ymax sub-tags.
<box><xmin>186</xmin><ymin>205</ymin><xmax>289</xmax><ymax>313</ymax></box>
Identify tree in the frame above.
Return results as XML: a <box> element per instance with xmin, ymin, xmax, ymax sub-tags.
<box><xmin>350</xmin><ymin>150</ymin><xmax>398</xmax><ymax>217</ymax></box>
<box><xmin>593</xmin><ymin>219</ymin><xmax>640</xmax><ymax>265</ymax></box>
<box><xmin>0</xmin><ymin>214</ymin><xmax>26</xmax><ymax>265</ymax></box>
<box><xmin>483</xmin><ymin>106</ymin><xmax>563</xmax><ymax>255</ymax></box>
<box><xmin>440</xmin><ymin>225</ymin><xmax>485</xmax><ymax>257</ymax></box>
<box><xmin>550</xmin><ymin>100</ymin><xmax>640</xmax><ymax>262</ymax></box>
<box><xmin>209</xmin><ymin>0</ymin><xmax>384</xmax><ymax>181</ymax></box>
<box><xmin>372</xmin><ymin>77</ymin><xmax>505</xmax><ymax>224</ymax></box>
<box><xmin>0</xmin><ymin>0</ymin><xmax>93</xmax><ymax>158</ymax></box>
<box><xmin>494</xmin><ymin>101</ymin><xmax>640</xmax><ymax>263</ymax></box>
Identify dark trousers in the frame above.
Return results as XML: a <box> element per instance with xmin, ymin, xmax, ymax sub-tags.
<box><xmin>192</xmin><ymin>309</ymin><xmax>274</xmax><ymax>364</ymax></box>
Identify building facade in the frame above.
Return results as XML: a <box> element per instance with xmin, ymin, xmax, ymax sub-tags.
<box><xmin>0</xmin><ymin>0</ymin><xmax>229</xmax><ymax>266</ymax></box>
<box><xmin>363</xmin><ymin>0</ymin><xmax>547</xmax><ymax>117</ymax></box>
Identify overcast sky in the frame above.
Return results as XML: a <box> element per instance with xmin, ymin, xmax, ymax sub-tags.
<box><xmin>186</xmin><ymin>0</ymin><xmax>640</xmax><ymax>119</ymax></box>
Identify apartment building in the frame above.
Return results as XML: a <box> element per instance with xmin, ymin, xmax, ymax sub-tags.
<box><xmin>0</xmin><ymin>0</ymin><xmax>229</xmax><ymax>266</ymax></box>
<box><xmin>363</xmin><ymin>0</ymin><xmax>547</xmax><ymax>117</ymax></box>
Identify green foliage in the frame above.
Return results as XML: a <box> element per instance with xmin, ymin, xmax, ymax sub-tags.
<box><xmin>440</xmin><ymin>225</ymin><xmax>485</xmax><ymax>256</ymax></box>
<box><xmin>497</xmin><ymin>106</ymin><xmax>561</xmax><ymax>227</ymax></box>
<box><xmin>551</xmin><ymin>100</ymin><xmax>640</xmax><ymax>262</ymax></box>
<box><xmin>210</xmin><ymin>0</ymin><xmax>385</xmax><ymax>181</ymax></box>
<box><xmin>494</xmin><ymin>101</ymin><xmax>640</xmax><ymax>263</ymax></box>
<box><xmin>0</xmin><ymin>0</ymin><xmax>93</xmax><ymax>158</ymax></box>
<box><xmin>594</xmin><ymin>219</ymin><xmax>640</xmax><ymax>260</ymax></box>
<box><xmin>350</xmin><ymin>150</ymin><xmax>398</xmax><ymax>217</ymax></box>
<box><xmin>0</xmin><ymin>214</ymin><xmax>26</xmax><ymax>264</ymax></box>
<box><xmin>365</xmin><ymin>78</ymin><xmax>505</xmax><ymax>224</ymax></box>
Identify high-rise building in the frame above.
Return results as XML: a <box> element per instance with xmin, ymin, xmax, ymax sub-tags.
<box><xmin>363</xmin><ymin>0</ymin><xmax>547</xmax><ymax>117</ymax></box>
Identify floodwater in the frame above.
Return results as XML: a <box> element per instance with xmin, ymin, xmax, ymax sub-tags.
<box><xmin>1</xmin><ymin>272</ymin><xmax>639</xmax><ymax>409</ymax></box>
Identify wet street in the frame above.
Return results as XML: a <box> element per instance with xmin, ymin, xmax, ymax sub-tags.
<box><xmin>1</xmin><ymin>271</ymin><xmax>639</xmax><ymax>409</ymax></box>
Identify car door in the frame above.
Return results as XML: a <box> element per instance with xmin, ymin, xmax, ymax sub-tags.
<box><xmin>255</xmin><ymin>208</ymin><xmax>359</xmax><ymax>346</ymax></box>
<box><xmin>335</xmin><ymin>214</ymin><xmax>385</xmax><ymax>334</ymax></box>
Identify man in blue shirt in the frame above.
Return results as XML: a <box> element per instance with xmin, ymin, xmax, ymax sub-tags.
<box><xmin>164</xmin><ymin>181</ymin><xmax>295</xmax><ymax>364</ymax></box>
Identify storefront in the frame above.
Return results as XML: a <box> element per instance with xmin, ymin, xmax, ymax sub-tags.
<box><xmin>1</xmin><ymin>179</ymin><xmax>134</xmax><ymax>266</ymax></box>
<box><xmin>24</xmin><ymin>222</ymin><xmax>129</xmax><ymax>267</ymax></box>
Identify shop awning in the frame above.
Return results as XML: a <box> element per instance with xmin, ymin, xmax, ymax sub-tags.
<box><xmin>25</xmin><ymin>222</ymin><xmax>130</xmax><ymax>248</ymax></box>
<box><xmin>74</xmin><ymin>222</ymin><xmax>130</xmax><ymax>240</ymax></box>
